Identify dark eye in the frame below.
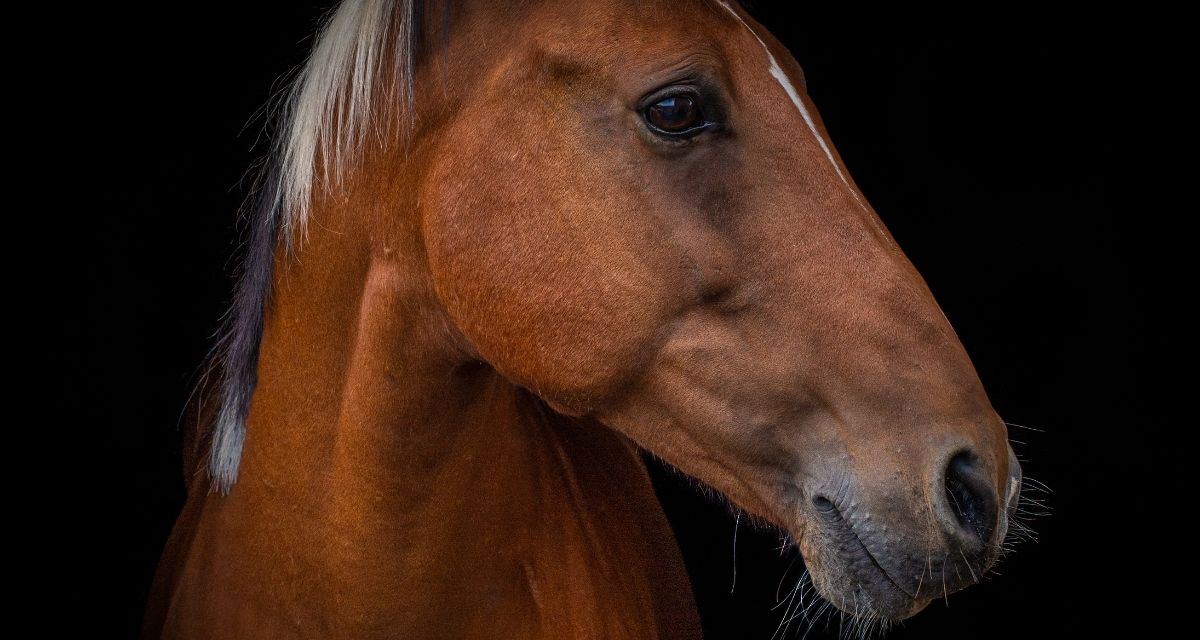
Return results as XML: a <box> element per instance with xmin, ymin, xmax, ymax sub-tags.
<box><xmin>644</xmin><ymin>95</ymin><xmax>706</xmax><ymax>136</ymax></box>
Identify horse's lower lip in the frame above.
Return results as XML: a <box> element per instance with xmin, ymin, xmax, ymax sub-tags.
<box><xmin>811</xmin><ymin>501</ymin><xmax>927</xmax><ymax>619</ymax></box>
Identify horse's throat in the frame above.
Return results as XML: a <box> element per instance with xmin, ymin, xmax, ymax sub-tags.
<box><xmin>165</xmin><ymin>255</ymin><xmax>700</xmax><ymax>638</ymax></box>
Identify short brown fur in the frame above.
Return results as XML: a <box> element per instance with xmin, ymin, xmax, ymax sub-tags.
<box><xmin>147</xmin><ymin>1</ymin><xmax>1020</xmax><ymax>637</ymax></box>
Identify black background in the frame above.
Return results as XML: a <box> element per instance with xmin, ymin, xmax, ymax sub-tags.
<box><xmin>75</xmin><ymin>2</ymin><xmax>1176</xmax><ymax>638</ymax></box>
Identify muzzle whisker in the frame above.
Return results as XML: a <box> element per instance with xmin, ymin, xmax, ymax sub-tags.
<box><xmin>1003</xmin><ymin>420</ymin><xmax>1045</xmax><ymax>433</ymax></box>
<box><xmin>915</xmin><ymin>554</ymin><xmax>928</xmax><ymax>598</ymax></box>
<box><xmin>771</xmin><ymin>567</ymin><xmax>806</xmax><ymax>640</ymax></box>
<box><xmin>941</xmin><ymin>554</ymin><xmax>950</xmax><ymax>606</ymax></box>
<box><xmin>797</xmin><ymin>572</ymin><xmax>823</xmax><ymax>626</ymax></box>
<box><xmin>773</xmin><ymin>552</ymin><xmax>803</xmax><ymax>608</ymax></box>
<box><xmin>730</xmin><ymin>513</ymin><xmax>740</xmax><ymax>594</ymax></box>
<box><xmin>958</xmin><ymin>548</ymin><xmax>980</xmax><ymax>584</ymax></box>
<box><xmin>1022</xmin><ymin>476</ymin><xmax>1054</xmax><ymax>493</ymax></box>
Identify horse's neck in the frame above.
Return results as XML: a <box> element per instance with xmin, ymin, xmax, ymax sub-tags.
<box><xmin>162</xmin><ymin>232</ymin><xmax>700</xmax><ymax>638</ymax></box>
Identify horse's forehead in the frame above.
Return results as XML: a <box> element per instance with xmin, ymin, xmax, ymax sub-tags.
<box><xmin>528</xmin><ymin>1</ymin><xmax>800</xmax><ymax>91</ymax></box>
<box><xmin>531</xmin><ymin>0</ymin><xmax>732</xmax><ymax>52</ymax></box>
<box><xmin>711</xmin><ymin>0</ymin><xmax>863</xmax><ymax>204</ymax></box>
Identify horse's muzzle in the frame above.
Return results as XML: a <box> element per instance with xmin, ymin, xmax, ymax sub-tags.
<box><xmin>801</xmin><ymin>441</ymin><xmax>1023</xmax><ymax>620</ymax></box>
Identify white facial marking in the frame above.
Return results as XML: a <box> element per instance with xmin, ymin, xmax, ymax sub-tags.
<box><xmin>714</xmin><ymin>1</ymin><xmax>865</xmax><ymax>209</ymax></box>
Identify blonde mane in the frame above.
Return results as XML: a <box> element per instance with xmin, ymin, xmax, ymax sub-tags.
<box><xmin>278</xmin><ymin>0</ymin><xmax>420</xmax><ymax>241</ymax></box>
<box><xmin>208</xmin><ymin>0</ymin><xmax>424</xmax><ymax>492</ymax></box>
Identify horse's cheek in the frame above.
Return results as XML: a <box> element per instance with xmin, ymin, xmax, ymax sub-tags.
<box><xmin>420</xmin><ymin>156</ymin><xmax>671</xmax><ymax>409</ymax></box>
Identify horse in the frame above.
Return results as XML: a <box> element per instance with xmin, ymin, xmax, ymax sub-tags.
<box><xmin>146</xmin><ymin>0</ymin><xmax>1024</xmax><ymax>637</ymax></box>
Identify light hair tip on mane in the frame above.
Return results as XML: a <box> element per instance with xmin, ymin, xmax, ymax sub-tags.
<box><xmin>277</xmin><ymin>0</ymin><xmax>422</xmax><ymax>242</ymax></box>
<box><xmin>204</xmin><ymin>0</ymin><xmax>425</xmax><ymax>493</ymax></box>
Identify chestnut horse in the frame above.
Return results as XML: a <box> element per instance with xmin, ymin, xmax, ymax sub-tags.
<box><xmin>147</xmin><ymin>0</ymin><xmax>1024</xmax><ymax>637</ymax></box>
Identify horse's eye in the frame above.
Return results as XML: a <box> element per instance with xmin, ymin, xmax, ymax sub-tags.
<box><xmin>644</xmin><ymin>95</ymin><xmax>705</xmax><ymax>135</ymax></box>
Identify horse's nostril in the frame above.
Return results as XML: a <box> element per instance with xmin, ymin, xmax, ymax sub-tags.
<box><xmin>813</xmin><ymin>495</ymin><xmax>837</xmax><ymax>514</ymax></box>
<box><xmin>943</xmin><ymin>451</ymin><xmax>998</xmax><ymax>546</ymax></box>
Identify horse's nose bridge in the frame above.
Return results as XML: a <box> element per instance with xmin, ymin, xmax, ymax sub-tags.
<box><xmin>743</xmin><ymin>229</ymin><xmax>992</xmax><ymax>456</ymax></box>
<box><xmin>772</xmin><ymin>241</ymin><xmax>968</xmax><ymax>389</ymax></box>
